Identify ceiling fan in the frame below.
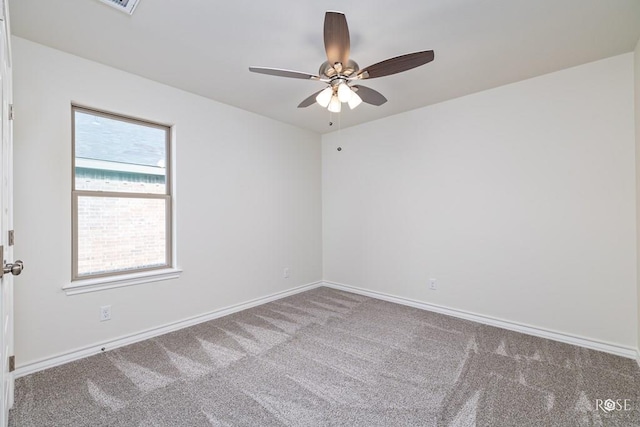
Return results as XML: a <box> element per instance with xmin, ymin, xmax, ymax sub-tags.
<box><xmin>249</xmin><ymin>11</ymin><xmax>435</xmax><ymax>113</ymax></box>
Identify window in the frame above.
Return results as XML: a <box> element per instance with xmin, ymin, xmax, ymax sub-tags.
<box><xmin>72</xmin><ymin>106</ymin><xmax>172</xmax><ymax>282</ymax></box>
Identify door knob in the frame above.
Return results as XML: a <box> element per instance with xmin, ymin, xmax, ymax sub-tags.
<box><xmin>3</xmin><ymin>260</ymin><xmax>23</xmax><ymax>276</ymax></box>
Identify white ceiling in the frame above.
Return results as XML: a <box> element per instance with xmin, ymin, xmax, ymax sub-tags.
<box><xmin>8</xmin><ymin>0</ymin><xmax>640</xmax><ymax>134</ymax></box>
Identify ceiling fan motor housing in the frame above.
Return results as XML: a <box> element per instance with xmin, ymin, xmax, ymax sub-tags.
<box><xmin>320</xmin><ymin>59</ymin><xmax>359</xmax><ymax>79</ymax></box>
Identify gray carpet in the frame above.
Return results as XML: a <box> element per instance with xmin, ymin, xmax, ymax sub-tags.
<box><xmin>9</xmin><ymin>287</ymin><xmax>640</xmax><ymax>426</ymax></box>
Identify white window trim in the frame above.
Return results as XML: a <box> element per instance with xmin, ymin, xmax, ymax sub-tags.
<box><xmin>63</xmin><ymin>267</ymin><xmax>183</xmax><ymax>295</ymax></box>
<box><xmin>69</xmin><ymin>105</ymin><xmax>180</xmax><ymax>294</ymax></box>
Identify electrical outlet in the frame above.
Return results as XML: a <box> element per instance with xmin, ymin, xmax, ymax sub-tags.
<box><xmin>100</xmin><ymin>305</ymin><xmax>111</xmax><ymax>322</ymax></box>
<box><xmin>429</xmin><ymin>278</ymin><xmax>437</xmax><ymax>290</ymax></box>
<box><xmin>283</xmin><ymin>268</ymin><xmax>290</xmax><ymax>279</ymax></box>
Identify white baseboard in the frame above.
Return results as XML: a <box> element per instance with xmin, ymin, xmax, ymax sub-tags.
<box><xmin>323</xmin><ymin>281</ymin><xmax>638</xmax><ymax>360</ymax></box>
<box><xmin>14</xmin><ymin>281</ymin><xmax>323</xmax><ymax>378</ymax></box>
<box><xmin>15</xmin><ymin>279</ymin><xmax>638</xmax><ymax>378</ymax></box>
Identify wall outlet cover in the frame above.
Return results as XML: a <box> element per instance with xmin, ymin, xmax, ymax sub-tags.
<box><xmin>100</xmin><ymin>305</ymin><xmax>112</xmax><ymax>321</ymax></box>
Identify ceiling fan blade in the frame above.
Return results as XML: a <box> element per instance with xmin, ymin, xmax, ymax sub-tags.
<box><xmin>298</xmin><ymin>89</ymin><xmax>324</xmax><ymax>108</ymax></box>
<box><xmin>357</xmin><ymin>50</ymin><xmax>434</xmax><ymax>80</ymax></box>
<box><xmin>249</xmin><ymin>67</ymin><xmax>319</xmax><ymax>80</ymax></box>
<box><xmin>352</xmin><ymin>85</ymin><xmax>387</xmax><ymax>106</ymax></box>
<box><xmin>324</xmin><ymin>11</ymin><xmax>350</xmax><ymax>67</ymax></box>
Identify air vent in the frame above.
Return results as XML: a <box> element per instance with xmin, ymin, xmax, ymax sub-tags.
<box><xmin>96</xmin><ymin>0</ymin><xmax>140</xmax><ymax>15</ymax></box>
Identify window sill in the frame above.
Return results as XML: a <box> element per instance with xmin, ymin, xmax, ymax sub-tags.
<box><xmin>63</xmin><ymin>268</ymin><xmax>182</xmax><ymax>295</ymax></box>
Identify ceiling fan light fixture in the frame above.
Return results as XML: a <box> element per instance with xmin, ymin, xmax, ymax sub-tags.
<box><xmin>348</xmin><ymin>92</ymin><xmax>363</xmax><ymax>109</ymax></box>
<box><xmin>328</xmin><ymin>95</ymin><xmax>342</xmax><ymax>113</ymax></box>
<box><xmin>337</xmin><ymin>82</ymin><xmax>353</xmax><ymax>103</ymax></box>
<box><xmin>316</xmin><ymin>87</ymin><xmax>333</xmax><ymax>108</ymax></box>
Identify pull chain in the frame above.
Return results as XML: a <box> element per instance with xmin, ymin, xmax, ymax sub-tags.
<box><xmin>328</xmin><ymin>107</ymin><xmax>343</xmax><ymax>152</ymax></box>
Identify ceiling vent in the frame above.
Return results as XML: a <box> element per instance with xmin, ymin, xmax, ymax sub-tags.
<box><xmin>96</xmin><ymin>0</ymin><xmax>140</xmax><ymax>15</ymax></box>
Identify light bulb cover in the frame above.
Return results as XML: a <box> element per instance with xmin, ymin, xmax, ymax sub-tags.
<box><xmin>348</xmin><ymin>92</ymin><xmax>363</xmax><ymax>109</ymax></box>
<box><xmin>316</xmin><ymin>87</ymin><xmax>333</xmax><ymax>108</ymax></box>
<box><xmin>337</xmin><ymin>83</ymin><xmax>353</xmax><ymax>103</ymax></box>
<box><xmin>328</xmin><ymin>95</ymin><xmax>342</xmax><ymax>113</ymax></box>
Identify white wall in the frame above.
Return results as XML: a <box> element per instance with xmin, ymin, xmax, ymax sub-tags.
<box><xmin>12</xmin><ymin>33</ymin><xmax>638</xmax><ymax>366</ymax></box>
<box><xmin>323</xmin><ymin>54</ymin><xmax>637</xmax><ymax>348</ymax></box>
<box><xmin>12</xmin><ymin>37</ymin><xmax>322</xmax><ymax>366</ymax></box>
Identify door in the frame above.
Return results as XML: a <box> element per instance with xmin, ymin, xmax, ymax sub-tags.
<box><xmin>0</xmin><ymin>0</ymin><xmax>14</xmax><ymax>425</ymax></box>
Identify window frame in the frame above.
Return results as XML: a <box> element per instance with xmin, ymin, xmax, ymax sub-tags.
<box><xmin>71</xmin><ymin>105</ymin><xmax>174</xmax><ymax>283</ymax></box>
